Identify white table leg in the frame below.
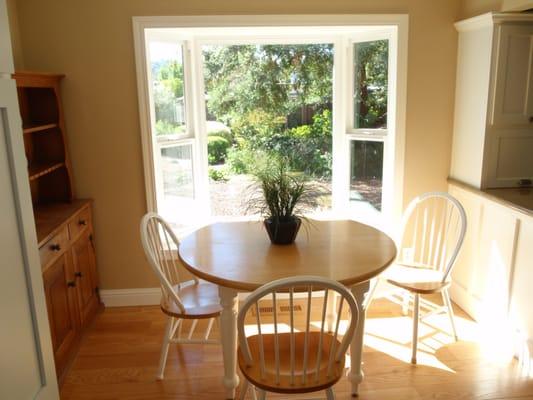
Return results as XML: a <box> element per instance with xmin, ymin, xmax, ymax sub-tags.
<box><xmin>219</xmin><ymin>286</ymin><xmax>240</xmax><ymax>399</ymax></box>
<box><xmin>348</xmin><ymin>280</ymin><xmax>370</xmax><ymax>397</ymax></box>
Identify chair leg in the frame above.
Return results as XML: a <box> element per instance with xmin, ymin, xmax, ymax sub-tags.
<box><xmin>257</xmin><ymin>389</ymin><xmax>266</xmax><ymax>400</ymax></box>
<box><xmin>402</xmin><ymin>290</ymin><xmax>410</xmax><ymax>316</ymax></box>
<box><xmin>238</xmin><ymin>379</ymin><xmax>249</xmax><ymax>400</ymax></box>
<box><xmin>325</xmin><ymin>387</ymin><xmax>335</xmax><ymax>400</ymax></box>
<box><xmin>363</xmin><ymin>278</ymin><xmax>379</xmax><ymax>310</ymax></box>
<box><xmin>157</xmin><ymin>316</ymin><xmax>174</xmax><ymax>379</ymax></box>
<box><xmin>411</xmin><ymin>293</ymin><xmax>420</xmax><ymax>364</ymax></box>
<box><xmin>443</xmin><ymin>288</ymin><xmax>458</xmax><ymax>341</ymax></box>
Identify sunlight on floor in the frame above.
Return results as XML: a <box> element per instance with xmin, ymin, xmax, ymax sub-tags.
<box><xmin>243</xmin><ymin>292</ymin><xmax>523</xmax><ymax>375</ymax></box>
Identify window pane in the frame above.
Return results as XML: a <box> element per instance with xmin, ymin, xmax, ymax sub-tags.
<box><xmin>353</xmin><ymin>40</ymin><xmax>389</xmax><ymax>129</ymax></box>
<box><xmin>149</xmin><ymin>41</ymin><xmax>187</xmax><ymax>136</ymax></box>
<box><xmin>157</xmin><ymin>141</ymin><xmax>200</xmax><ymax>234</ymax></box>
<box><xmin>160</xmin><ymin>143</ymin><xmax>194</xmax><ymax>199</ymax></box>
<box><xmin>350</xmin><ymin>140</ymin><xmax>383</xmax><ymax>211</ymax></box>
<box><xmin>202</xmin><ymin>44</ymin><xmax>334</xmax><ymax>218</ymax></box>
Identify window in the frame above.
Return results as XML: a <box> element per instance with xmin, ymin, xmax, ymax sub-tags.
<box><xmin>134</xmin><ymin>18</ymin><xmax>406</xmax><ymax>235</ymax></box>
<box><xmin>343</xmin><ymin>34</ymin><xmax>393</xmax><ymax>225</ymax></box>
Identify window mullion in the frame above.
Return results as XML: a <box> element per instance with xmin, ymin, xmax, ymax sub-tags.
<box><xmin>187</xmin><ymin>38</ymin><xmax>211</xmax><ymax>216</ymax></box>
<box><xmin>331</xmin><ymin>35</ymin><xmax>350</xmax><ymax>212</ymax></box>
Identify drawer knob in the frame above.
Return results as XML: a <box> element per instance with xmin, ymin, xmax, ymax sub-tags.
<box><xmin>79</xmin><ymin>219</ymin><xmax>88</xmax><ymax>226</ymax></box>
<box><xmin>75</xmin><ymin>271</ymin><xmax>83</xmax><ymax>278</ymax></box>
<box><xmin>50</xmin><ymin>243</ymin><xmax>61</xmax><ymax>252</ymax></box>
<box><xmin>529</xmin><ymin>116</ymin><xmax>533</xmax><ymax>123</ymax></box>
<box><xmin>67</xmin><ymin>281</ymin><xmax>76</xmax><ymax>288</ymax></box>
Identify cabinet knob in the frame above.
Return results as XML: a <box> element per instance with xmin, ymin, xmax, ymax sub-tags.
<box><xmin>529</xmin><ymin>116</ymin><xmax>533</xmax><ymax>123</ymax></box>
<box><xmin>49</xmin><ymin>243</ymin><xmax>61</xmax><ymax>252</ymax></box>
<box><xmin>79</xmin><ymin>219</ymin><xmax>87</xmax><ymax>226</ymax></box>
<box><xmin>75</xmin><ymin>271</ymin><xmax>83</xmax><ymax>278</ymax></box>
<box><xmin>67</xmin><ymin>281</ymin><xmax>76</xmax><ymax>288</ymax></box>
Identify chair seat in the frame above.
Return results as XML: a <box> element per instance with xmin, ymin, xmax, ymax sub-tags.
<box><xmin>238</xmin><ymin>332</ymin><xmax>344</xmax><ymax>394</ymax></box>
<box><xmin>161</xmin><ymin>281</ymin><xmax>222</xmax><ymax>319</ymax></box>
<box><xmin>384</xmin><ymin>263</ymin><xmax>450</xmax><ymax>294</ymax></box>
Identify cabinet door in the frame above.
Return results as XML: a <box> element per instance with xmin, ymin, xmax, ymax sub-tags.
<box><xmin>42</xmin><ymin>254</ymin><xmax>79</xmax><ymax>379</ymax></box>
<box><xmin>485</xmin><ymin>128</ymin><xmax>533</xmax><ymax>187</ymax></box>
<box><xmin>71</xmin><ymin>230</ymin><xmax>99</xmax><ymax>327</ymax></box>
<box><xmin>491</xmin><ymin>24</ymin><xmax>533</xmax><ymax>126</ymax></box>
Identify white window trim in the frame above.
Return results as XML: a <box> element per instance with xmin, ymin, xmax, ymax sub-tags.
<box><xmin>133</xmin><ymin>14</ymin><xmax>409</xmax><ymax>234</ymax></box>
<box><xmin>338</xmin><ymin>29</ymin><xmax>398</xmax><ymax>227</ymax></box>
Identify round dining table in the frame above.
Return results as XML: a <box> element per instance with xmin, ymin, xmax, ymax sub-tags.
<box><xmin>178</xmin><ymin>219</ymin><xmax>397</xmax><ymax>399</ymax></box>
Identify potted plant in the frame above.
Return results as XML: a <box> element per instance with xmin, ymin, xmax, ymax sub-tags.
<box><xmin>248</xmin><ymin>158</ymin><xmax>318</xmax><ymax>245</ymax></box>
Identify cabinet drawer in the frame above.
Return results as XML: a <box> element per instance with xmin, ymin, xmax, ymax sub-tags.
<box><xmin>69</xmin><ymin>206</ymin><xmax>91</xmax><ymax>240</ymax></box>
<box><xmin>40</xmin><ymin>227</ymin><xmax>69</xmax><ymax>268</ymax></box>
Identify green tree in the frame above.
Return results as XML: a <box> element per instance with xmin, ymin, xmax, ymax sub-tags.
<box><xmin>353</xmin><ymin>40</ymin><xmax>389</xmax><ymax>129</ymax></box>
<box><xmin>152</xmin><ymin>60</ymin><xmax>186</xmax><ymax>135</ymax></box>
<box><xmin>203</xmin><ymin>44</ymin><xmax>333</xmax><ymax>124</ymax></box>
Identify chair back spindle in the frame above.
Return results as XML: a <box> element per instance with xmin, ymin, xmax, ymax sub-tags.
<box><xmin>397</xmin><ymin>192</ymin><xmax>467</xmax><ymax>282</ymax></box>
<box><xmin>237</xmin><ymin>276</ymin><xmax>359</xmax><ymax>391</ymax></box>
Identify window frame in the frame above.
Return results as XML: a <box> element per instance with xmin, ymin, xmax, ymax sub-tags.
<box><xmin>133</xmin><ymin>15</ymin><xmax>408</xmax><ymax>235</ymax></box>
<box><xmin>344</xmin><ymin>30</ymin><xmax>395</xmax><ymax>225</ymax></box>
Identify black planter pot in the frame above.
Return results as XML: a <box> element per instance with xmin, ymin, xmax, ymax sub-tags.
<box><xmin>264</xmin><ymin>217</ymin><xmax>302</xmax><ymax>245</ymax></box>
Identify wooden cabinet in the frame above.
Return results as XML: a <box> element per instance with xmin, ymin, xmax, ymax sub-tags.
<box><xmin>12</xmin><ymin>72</ymin><xmax>101</xmax><ymax>384</ymax></box>
<box><xmin>451</xmin><ymin>13</ymin><xmax>533</xmax><ymax>189</ymax></box>
<box><xmin>71</xmin><ymin>230</ymin><xmax>99</xmax><ymax>328</ymax></box>
<box><xmin>37</xmin><ymin>201</ymin><xmax>100</xmax><ymax>382</ymax></box>
<box><xmin>43</xmin><ymin>254</ymin><xmax>78</xmax><ymax>379</ymax></box>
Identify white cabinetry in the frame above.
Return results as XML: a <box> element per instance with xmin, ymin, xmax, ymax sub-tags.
<box><xmin>451</xmin><ymin>13</ymin><xmax>533</xmax><ymax>189</ymax></box>
<box><xmin>449</xmin><ymin>181</ymin><xmax>533</xmax><ymax>364</ymax></box>
<box><xmin>491</xmin><ymin>24</ymin><xmax>533</xmax><ymax>127</ymax></box>
<box><xmin>0</xmin><ymin>0</ymin><xmax>59</xmax><ymax>398</ymax></box>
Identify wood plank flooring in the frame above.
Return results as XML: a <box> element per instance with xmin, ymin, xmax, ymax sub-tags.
<box><xmin>60</xmin><ymin>296</ymin><xmax>533</xmax><ymax>400</ymax></box>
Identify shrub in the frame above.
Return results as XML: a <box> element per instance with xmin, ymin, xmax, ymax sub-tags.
<box><xmin>207</xmin><ymin>129</ymin><xmax>233</xmax><ymax>143</ymax></box>
<box><xmin>208</xmin><ymin>167</ymin><xmax>229</xmax><ymax>182</ymax></box>
<box><xmin>155</xmin><ymin>120</ymin><xmax>185</xmax><ymax>136</ymax></box>
<box><xmin>225</xmin><ymin>108</ymin><xmax>333</xmax><ymax>178</ymax></box>
<box><xmin>226</xmin><ymin>146</ymin><xmax>256</xmax><ymax>174</ymax></box>
<box><xmin>207</xmin><ymin>135</ymin><xmax>230</xmax><ymax>165</ymax></box>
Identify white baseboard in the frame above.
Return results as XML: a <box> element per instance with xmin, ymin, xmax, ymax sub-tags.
<box><xmin>449</xmin><ymin>281</ymin><xmax>479</xmax><ymax>321</ymax></box>
<box><xmin>100</xmin><ymin>287</ymin><xmax>161</xmax><ymax>307</ymax></box>
<box><xmin>100</xmin><ymin>287</ymin><xmax>328</xmax><ymax>307</ymax></box>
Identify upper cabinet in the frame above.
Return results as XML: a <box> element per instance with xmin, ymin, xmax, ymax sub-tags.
<box><xmin>451</xmin><ymin>13</ymin><xmax>533</xmax><ymax>189</ymax></box>
<box><xmin>490</xmin><ymin>24</ymin><xmax>533</xmax><ymax>127</ymax></box>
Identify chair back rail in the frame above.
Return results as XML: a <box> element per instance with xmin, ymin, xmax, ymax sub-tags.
<box><xmin>237</xmin><ymin>276</ymin><xmax>359</xmax><ymax>387</ymax></box>
<box><xmin>398</xmin><ymin>192</ymin><xmax>467</xmax><ymax>282</ymax></box>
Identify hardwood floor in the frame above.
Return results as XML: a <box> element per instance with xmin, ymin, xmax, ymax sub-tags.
<box><xmin>60</xmin><ymin>295</ymin><xmax>533</xmax><ymax>400</ymax></box>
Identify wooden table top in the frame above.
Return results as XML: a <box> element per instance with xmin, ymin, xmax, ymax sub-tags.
<box><xmin>178</xmin><ymin>220</ymin><xmax>397</xmax><ymax>291</ymax></box>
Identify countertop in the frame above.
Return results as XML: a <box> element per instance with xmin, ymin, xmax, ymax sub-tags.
<box><xmin>448</xmin><ymin>178</ymin><xmax>533</xmax><ymax>217</ymax></box>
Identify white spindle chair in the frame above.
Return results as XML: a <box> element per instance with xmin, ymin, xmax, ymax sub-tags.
<box><xmin>237</xmin><ymin>276</ymin><xmax>359</xmax><ymax>400</ymax></box>
<box><xmin>366</xmin><ymin>192</ymin><xmax>467</xmax><ymax>364</ymax></box>
<box><xmin>140</xmin><ymin>212</ymin><xmax>221</xmax><ymax>379</ymax></box>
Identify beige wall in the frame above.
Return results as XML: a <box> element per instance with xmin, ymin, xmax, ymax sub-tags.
<box><xmin>14</xmin><ymin>0</ymin><xmax>461</xmax><ymax>289</ymax></box>
<box><xmin>460</xmin><ymin>0</ymin><xmax>502</xmax><ymax>18</ymax></box>
<box><xmin>5</xmin><ymin>0</ymin><xmax>23</xmax><ymax>69</ymax></box>
<box><xmin>460</xmin><ymin>0</ymin><xmax>533</xmax><ymax>19</ymax></box>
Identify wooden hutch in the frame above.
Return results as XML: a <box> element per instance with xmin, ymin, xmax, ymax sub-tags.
<box><xmin>13</xmin><ymin>71</ymin><xmax>101</xmax><ymax>383</ymax></box>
